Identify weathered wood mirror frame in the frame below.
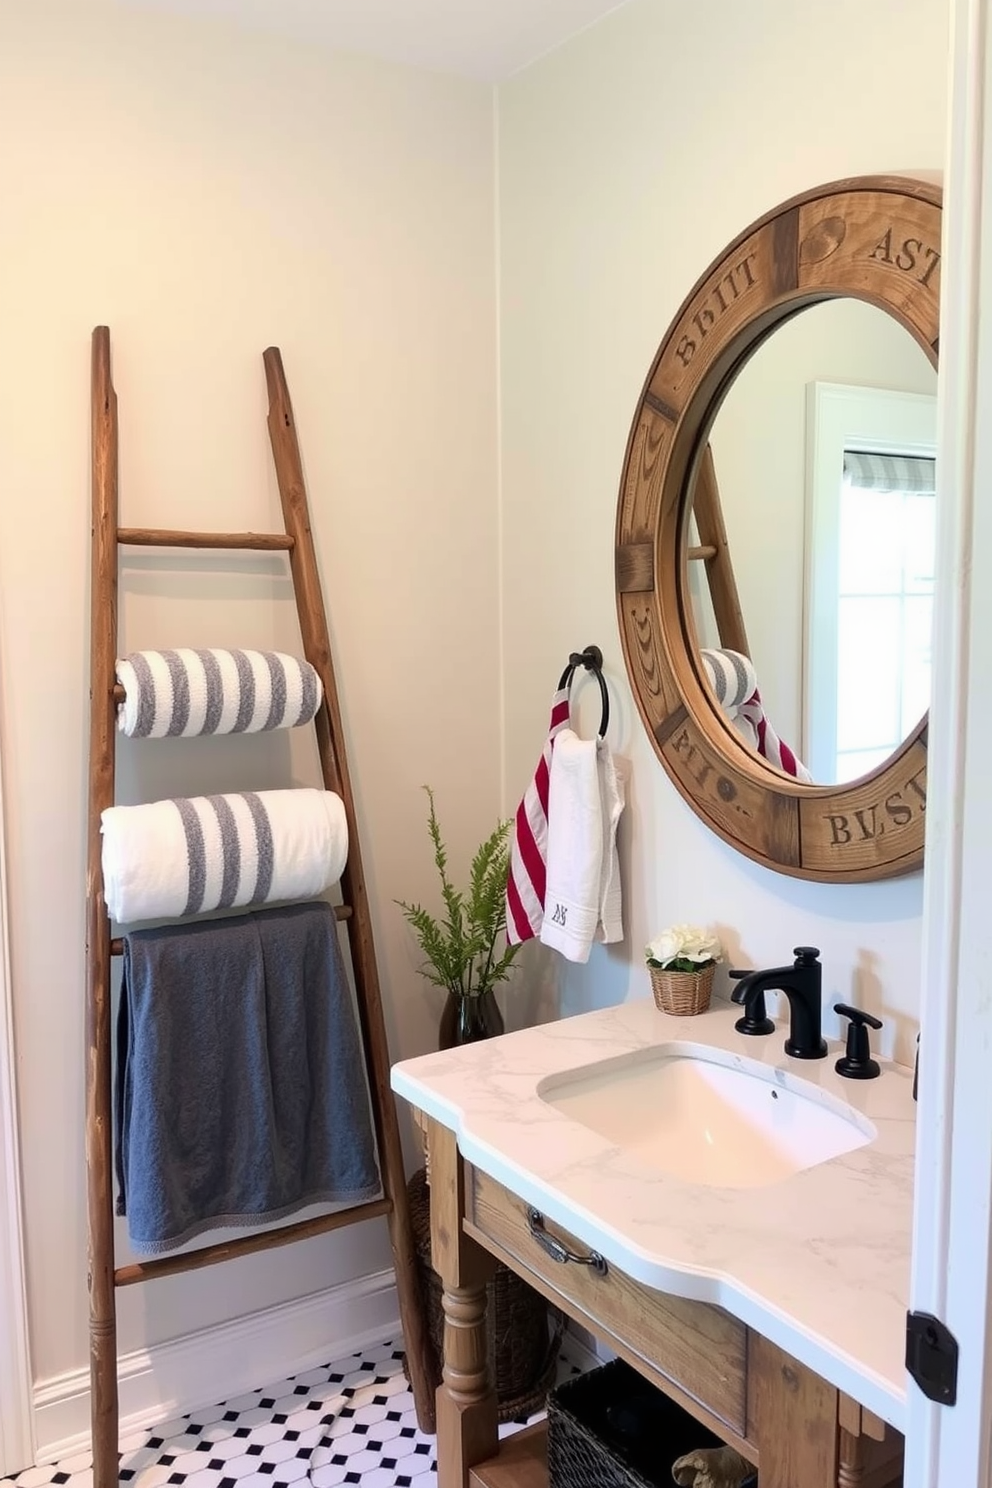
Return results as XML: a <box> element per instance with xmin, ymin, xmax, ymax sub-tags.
<box><xmin>615</xmin><ymin>176</ymin><xmax>941</xmax><ymax>882</ymax></box>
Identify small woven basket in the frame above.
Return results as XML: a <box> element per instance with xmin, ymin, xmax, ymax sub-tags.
<box><xmin>648</xmin><ymin>961</ymin><xmax>715</xmax><ymax>1016</ymax></box>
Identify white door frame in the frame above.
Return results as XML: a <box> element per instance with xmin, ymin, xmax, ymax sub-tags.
<box><xmin>0</xmin><ymin>650</ymin><xmax>33</xmax><ymax>1475</ymax></box>
<box><xmin>906</xmin><ymin>0</ymin><xmax>992</xmax><ymax>1482</ymax></box>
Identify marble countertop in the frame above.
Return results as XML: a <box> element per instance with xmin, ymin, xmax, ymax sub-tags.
<box><xmin>391</xmin><ymin>997</ymin><xmax>916</xmax><ymax>1430</ymax></box>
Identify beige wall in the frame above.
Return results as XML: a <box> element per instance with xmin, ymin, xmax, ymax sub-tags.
<box><xmin>0</xmin><ymin>1</ymin><xmax>500</xmax><ymax>1383</ymax></box>
<box><xmin>497</xmin><ymin>0</ymin><xmax>947</xmax><ymax>1051</ymax></box>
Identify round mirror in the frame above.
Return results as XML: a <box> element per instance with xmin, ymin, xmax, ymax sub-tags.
<box><xmin>615</xmin><ymin>176</ymin><xmax>940</xmax><ymax>881</ymax></box>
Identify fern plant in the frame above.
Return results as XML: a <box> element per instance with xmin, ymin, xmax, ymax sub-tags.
<box><xmin>396</xmin><ymin>785</ymin><xmax>521</xmax><ymax>1000</ymax></box>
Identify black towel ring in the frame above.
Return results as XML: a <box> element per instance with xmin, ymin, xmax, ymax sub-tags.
<box><xmin>557</xmin><ymin>644</ymin><xmax>610</xmax><ymax>739</ymax></box>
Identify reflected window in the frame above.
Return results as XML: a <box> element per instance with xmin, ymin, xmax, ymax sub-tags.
<box><xmin>805</xmin><ymin>384</ymin><xmax>937</xmax><ymax>783</ymax></box>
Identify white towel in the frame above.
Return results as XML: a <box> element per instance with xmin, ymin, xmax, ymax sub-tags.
<box><xmin>540</xmin><ymin>730</ymin><xmax>625</xmax><ymax>964</ymax></box>
<box><xmin>116</xmin><ymin>648</ymin><xmax>323</xmax><ymax>738</ymax></box>
<box><xmin>101</xmin><ymin>787</ymin><xmax>348</xmax><ymax>925</ymax></box>
<box><xmin>596</xmin><ymin>744</ymin><xmax>625</xmax><ymax>946</ymax></box>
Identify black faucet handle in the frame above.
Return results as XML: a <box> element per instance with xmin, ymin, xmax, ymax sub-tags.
<box><xmin>834</xmin><ymin>1002</ymin><xmax>882</xmax><ymax>1080</ymax></box>
<box><xmin>793</xmin><ymin>946</ymin><xmax>821</xmax><ymax>965</ymax></box>
<box><xmin>728</xmin><ymin>968</ymin><xmax>749</xmax><ymax>993</ymax></box>
<box><xmin>728</xmin><ymin>968</ymin><xmax>775</xmax><ymax>1035</ymax></box>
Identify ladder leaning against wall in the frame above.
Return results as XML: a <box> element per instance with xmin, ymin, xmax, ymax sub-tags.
<box><xmin>85</xmin><ymin>326</ymin><xmax>434</xmax><ymax>1488</ymax></box>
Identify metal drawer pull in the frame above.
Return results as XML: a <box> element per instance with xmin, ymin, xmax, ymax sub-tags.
<box><xmin>526</xmin><ymin>1208</ymin><xmax>608</xmax><ymax>1275</ymax></box>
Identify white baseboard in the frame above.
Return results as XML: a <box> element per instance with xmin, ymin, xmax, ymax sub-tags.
<box><xmin>33</xmin><ymin>1270</ymin><xmax>400</xmax><ymax>1465</ymax></box>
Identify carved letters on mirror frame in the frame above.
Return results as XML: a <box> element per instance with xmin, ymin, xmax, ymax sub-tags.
<box><xmin>615</xmin><ymin>176</ymin><xmax>940</xmax><ymax>882</ymax></box>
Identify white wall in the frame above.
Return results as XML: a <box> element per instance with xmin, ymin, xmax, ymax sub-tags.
<box><xmin>497</xmin><ymin>0</ymin><xmax>948</xmax><ymax>1060</ymax></box>
<box><xmin>0</xmin><ymin>0</ymin><xmax>500</xmax><ymax>1392</ymax></box>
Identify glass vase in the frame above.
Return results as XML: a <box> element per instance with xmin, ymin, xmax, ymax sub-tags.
<box><xmin>438</xmin><ymin>987</ymin><xmax>505</xmax><ymax>1049</ymax></box>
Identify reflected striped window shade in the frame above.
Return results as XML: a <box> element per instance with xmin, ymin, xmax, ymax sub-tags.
<box><xmin>843</xmin><ymin>449</ymin><xmax>936</xmax><ymax>494</ymax></box>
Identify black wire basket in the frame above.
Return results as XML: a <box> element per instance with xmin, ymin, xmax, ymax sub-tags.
<box><xmin>548</xmin><ymin>1358</ymin><xmax>757</xmax><ymax>1488</ymax></box>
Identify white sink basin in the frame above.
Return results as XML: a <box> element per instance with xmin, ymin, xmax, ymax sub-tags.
<box><xmin>538</xmin><ymin>1043</ymin><xmax>876</xmax><ymax>1189</ymax></box>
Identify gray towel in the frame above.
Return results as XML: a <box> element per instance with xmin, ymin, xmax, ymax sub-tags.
<box><xmin>115</xmin><ymin>901</ymin><xmax>381</xmax><ymax>1255</ymax></box>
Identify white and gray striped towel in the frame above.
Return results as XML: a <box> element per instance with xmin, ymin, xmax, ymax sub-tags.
<box><xmin>101</xmin><ymin>787</ymin><xmax>347</xmax><ymax>925</ymax></box>
<box><xmin>115</xmin><ymin>648</ymin><xmax>322</xmax><ymax>738</ymax></box>
<box><xmin>700</xmin><ymin>648</ymin><xmax>758</xmax><ymax>712</ymax></box>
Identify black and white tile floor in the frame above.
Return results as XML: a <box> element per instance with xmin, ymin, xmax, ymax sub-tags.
<box><xmin>2</xmin><ymin>1336</ymin><xmax>585</xmax><ymax>1488</ymax></box>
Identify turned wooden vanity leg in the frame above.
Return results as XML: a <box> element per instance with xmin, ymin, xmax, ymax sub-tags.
<box><xmin>427</xmin><ymin>1118</ymin><xmax>498</xmax><ymax>1488</ymax></box>
<box><xmin>748</xmin><ymin>1334</ymin><xmax>839</xmax><ymax>1488</ymax></box>
<box><xmin>838</xmin><ymin>1427</ymin><xmax>866</xmax><ymax>1487</ymax></box>
<box><xmin>837</xmin><ymin>1396</ymin><xmax>903</xmax><ymax>1488</ymax></box>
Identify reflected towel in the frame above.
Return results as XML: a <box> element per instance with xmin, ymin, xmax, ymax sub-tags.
<box><xmin>116</xmin><ymin>648</ymin><xmax>322</xmax><ymax>738</ymax></box>
<box><xmin>114</xmin><ymin>901</ymin><xmax>381</xmax><ymax>1255</ymax></box>
<box><xmin>101</xmin><ymin>787</ymin><xmax>348</xmax><ymax>925</ymax></box>
<box><xmin>701</xmin><ymin>648</ymin><xmax>811</xmax><ymax>782</ymax></box>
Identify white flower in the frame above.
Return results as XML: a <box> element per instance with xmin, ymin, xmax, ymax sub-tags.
<box><xmin>645</xmin><ymin>923</ymin><xmax>722</xmax><ymax>970</ymax></box>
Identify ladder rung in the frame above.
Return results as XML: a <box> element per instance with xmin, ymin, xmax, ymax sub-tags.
<box><xmin>688</xmin><ymin>544</ymin><xmax>718</xmax><ymax>561</ymax></box>
<box><xmin>109</xmin><ymin>904</ymin><xmax>352</xmax><ymax>955</ymax></box>
<box><xmin>118</xmin><ymin>527</ymin><xmax>295</xmax><ymax>551</ymax></box>
<box><xmin>113</xmin><ymin>1196</ymin><xmax>393</xmax><ymax>1286</ymax></box>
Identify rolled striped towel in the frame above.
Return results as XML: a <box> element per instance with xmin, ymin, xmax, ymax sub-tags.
<box><xmin>116</xmin><ymin>649</ymin><xmax>323</xmax><ymax>738</ymax></box>
<box><xmin>700</xmin><ymin>648</ymin><xmax>758</xmax><ymax>712</ymax></box>
<box><xmin>701</xmin><ymin>648</ymin><xmax>811</xmax><ymax>782</ymax></box>
<box><xmin>101</xmin><ymin>787</ymin><xmax>347</xmax><ymax>925</ymax></box>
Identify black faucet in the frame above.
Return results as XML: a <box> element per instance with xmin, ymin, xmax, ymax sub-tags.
<box><xmin>729</xmin><ymin>946</ymin><xmax>828</xmax><ymax>1060</ymax></box>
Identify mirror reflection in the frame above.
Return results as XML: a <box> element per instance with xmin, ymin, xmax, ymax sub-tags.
<box><xmin>687</xmin><ymin>299</ymin><xmax>937</xmax><ymax>786</ymax></box>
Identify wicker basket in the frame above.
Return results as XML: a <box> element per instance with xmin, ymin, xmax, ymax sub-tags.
<box><xmin>403</xmin><ymin>1168</ymin><xmax>561</xmax><ymax>1423</ymax></box>
<box><xmin>649</xmin><ymin>961</ymin><xmax>715</xmax><ymax>1016</ymax></box>
<box><xmin>548</xmin><ymin>1358</ymin><xmax>755</xmax><ymax>1488</ymax></box>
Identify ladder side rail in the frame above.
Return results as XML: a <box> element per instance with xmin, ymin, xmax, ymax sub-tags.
<box><xmin>86</xmin><ymin>326</ymin><xmax>122</xmax><ymax>1488</ymax></box>
<box><xmin>691</xmin><ymin>444</ymin><xmax>751</xmax><ymax>658</ymax></box>
<box><xmin>262</xmin><ymin>348</ymin><xmax>436</xmax><ymax>1434</ymax></box>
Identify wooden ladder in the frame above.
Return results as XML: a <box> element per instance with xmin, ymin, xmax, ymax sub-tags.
<box><xmin>85</xmin><ymin>327</ymin><xmax>434</xmax><ymax>1488</ymax></box>
<box><xmin>688</xmin><ymin>443</ymin><xmax>750</xmax><ymax>658</ymax></box>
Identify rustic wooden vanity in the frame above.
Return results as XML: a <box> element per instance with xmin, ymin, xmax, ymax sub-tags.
<box><xmin>392</xmin><ymin>997</ymin><xmax>916</xmax><ymax>1488</ymax></box>
<box><xmin>422</xmin><ymin>1114</ymin><xmax>903</xmax><ymax>1488</ymax></box>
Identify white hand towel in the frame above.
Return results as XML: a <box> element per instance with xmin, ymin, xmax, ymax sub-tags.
<box><xmin>540</xmin><ymin>730</ymin><xmax>604</xmax><ymax>964</ymax></box>
<box><xmin>595</xmin><ymin>743</ymin><xmax>626</xmax><ymax>945</ymax></box>
<box><xmin>116</xmin><ymin>648</ymin><xmax>323</xmax><ymax>738</ymax></box>
<box><xmin>101</xmin><ymin>787</ymin><xmax>348</xmax><ymax>925</ymax></box>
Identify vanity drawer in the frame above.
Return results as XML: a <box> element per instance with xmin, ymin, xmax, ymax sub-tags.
<box><xmin>465</xmin><ymin>1166</ymin><xmax>748</xmax><ymax>1439</ymax></box>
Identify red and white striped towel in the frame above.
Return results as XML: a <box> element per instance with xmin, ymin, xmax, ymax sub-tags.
<box><xmin>740</xmin><ymin>688</ymin><xmax>812</xmax><ymax>782</ymax></box>
<box><xmin>701</xmin><ymin>648</ymin><xmax>811</xmax><ymax>782</ymax></box>
<box><xmin>505</xmin><ymin>684</ymin><xmax>572</xmax><ymax>944</ymax></box>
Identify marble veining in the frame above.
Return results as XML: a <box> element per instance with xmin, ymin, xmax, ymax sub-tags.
<box><xmin>391</xmin><ymin>998</ymin><xmax>916</xmax><ymax>1429</ymax></box>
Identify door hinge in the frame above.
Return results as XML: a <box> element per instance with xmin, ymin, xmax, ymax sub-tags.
<box><xmin>906</xmin><ymin>1310</ymin><xmax>958</xmax><ymax>1405</ymax></box>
